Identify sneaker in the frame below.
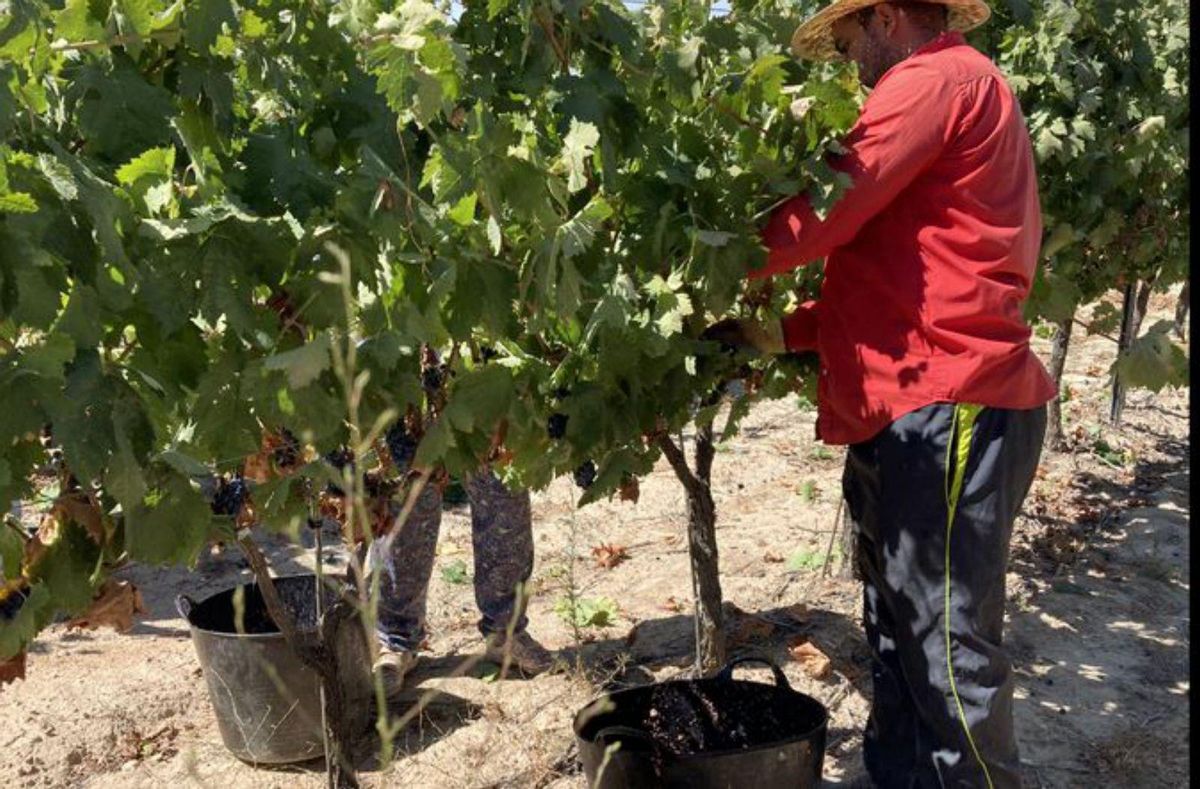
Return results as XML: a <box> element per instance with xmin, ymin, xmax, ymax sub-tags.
<box><xmin>372</xmin><ymin>646</ymin><xmax>418</xmax><ymax>698</ymax></box>
<box><xmin>482</xmin><ymin>630</ymin><xmax>554</xmax><ymax>676</ymax></box>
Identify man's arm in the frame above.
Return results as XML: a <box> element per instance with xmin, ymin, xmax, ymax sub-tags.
<box><xmin>781</xmin><ymin>300</ymin><xmax>819</xmax><ymax>352</ymax></box>
<box><xmin>751</xmin><ymin>63</ymin><xmax>960</xmax><ymax>280</ymax></box>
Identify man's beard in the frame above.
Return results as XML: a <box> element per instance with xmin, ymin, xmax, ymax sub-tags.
<box><xmin>858</xmin><ymin>34</ymin><xmax>904</xmax><ymax>88</ymax></box>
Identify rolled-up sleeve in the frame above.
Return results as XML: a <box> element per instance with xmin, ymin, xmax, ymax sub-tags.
<box><xmin>751</xmin><ymin>63</ymin><xmax>961</xmax><ymax>280</ymax></box>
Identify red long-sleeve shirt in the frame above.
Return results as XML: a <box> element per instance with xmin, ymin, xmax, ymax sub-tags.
<box><xmin>756</xmin><ymin>32</ymin><xmax>1055</xmax><ymax>445</ymax></box>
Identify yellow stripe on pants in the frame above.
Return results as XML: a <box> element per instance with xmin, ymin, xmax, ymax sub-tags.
<box><xmin>942</xmin><ymin>402</ymin><xmax>994</xmax><ymax>789</ymax></box>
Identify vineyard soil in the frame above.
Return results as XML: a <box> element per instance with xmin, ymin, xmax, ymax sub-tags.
<box><xmin>1</xmin><ymin>291</ymin><xmax>1189</xmax><ymax>788</ymax></box>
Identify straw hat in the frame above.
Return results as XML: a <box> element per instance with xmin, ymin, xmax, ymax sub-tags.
<box><xmin>790</xmin><ymin>0</ymin><xmax>991</xmax><ymax>60</ymax></box>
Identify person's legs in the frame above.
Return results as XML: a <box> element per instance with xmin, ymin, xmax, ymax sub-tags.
<box><xmin>464</xmin><ymin>468</ymin><xmax>551</xmax><ymax>673</ymax></box>
<box><xmin>847</xmin><ymin>402</ymin><xmax>1044</xmax><ymax>789</ymax></box>
<box><xmin>844</xmin><ymin>437</ymin><xmax>922</xmax><ymax>783</ymax></box>
<box><xmin>464</xmin><ymin>469</ymin><xmax>535</xmax><ymax>637</ymax></box>
<box><xmin>370</xmin><ymin>481</ymin><xmax>444</xmax><ymax>653</ymax></box>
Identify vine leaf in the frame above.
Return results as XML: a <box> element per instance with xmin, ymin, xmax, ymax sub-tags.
<box><xmin>66</xmin><ymin>579</ymin><xmax>146</xmax><ymax>633</ymax></box>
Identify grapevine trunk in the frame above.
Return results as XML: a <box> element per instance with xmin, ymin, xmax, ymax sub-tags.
<box><xmin>1046</xmin><ymin>317</ymin><xmax>1074</xmax><ymax>451</ymax></box>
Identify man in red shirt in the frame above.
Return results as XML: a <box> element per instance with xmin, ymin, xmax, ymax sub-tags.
<box><xmin>709</xmin><ymin>1</ymin><xmax>1054</xmax><ymax>786</ymax></box>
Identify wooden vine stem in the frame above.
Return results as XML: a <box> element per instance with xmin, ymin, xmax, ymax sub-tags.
<box><xmin>657</xmin><ymin>425</ymin><xmax>726</xmax><ymax>675</ymax></box>
<box><xmin>236</xmin><ymin>533</ymin><xmax>360</xmax><ymax>789</ymax></box>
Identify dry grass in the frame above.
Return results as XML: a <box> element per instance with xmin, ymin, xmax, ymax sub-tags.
<box><xmin>1087</xmin><ymin>727</ymin><xmax>1184</xmax><ymax>787</ymax></box>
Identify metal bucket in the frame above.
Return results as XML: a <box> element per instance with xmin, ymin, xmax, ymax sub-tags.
<box><xmin>177</xmin><ymin>574</ymin><xmax>370</xmax><ymax>765</ymax></box>
<box><xmin>574</xmin><ymin>656</ymin><xmax>828</xmax><ymax>788</ymax></box>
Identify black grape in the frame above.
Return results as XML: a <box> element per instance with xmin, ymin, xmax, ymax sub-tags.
<box><xmin>324</xmin><ymin>448</ymin><xmax>354</xmax><ymax>496</ymax></box>
<box><xmin>386</xmin><ymin>422</ymin><xmax>418</xmax><ymax>468</ymax></box>
<box><xmin>422</xmin><ymin>366</ymin><xmax>444</xmax><ymax>393</ymax></box>
<box><xmin>212</xmin><ymin>476</ymin><xmax>249</xmax><ymax>516</ymax></box>
<box><xmin>547</xmin><ymin>413</ymin><xmax>568</xmax><ymax>439</ymax></box>
<box><xmin>573</xmin><ymin>461</ymin><xmax>596</xmax><ymax>490</ymax></box>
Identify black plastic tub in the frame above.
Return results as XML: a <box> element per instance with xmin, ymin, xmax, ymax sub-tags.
<box><xmin>177</xmin><ymin>574</ymin><xmax>370</xmax><ymax>765</ymax></box>
<box><xmin>574</xmin><ymin>657</ymin><xmax>828</xmax><ymax>788</ymax></box>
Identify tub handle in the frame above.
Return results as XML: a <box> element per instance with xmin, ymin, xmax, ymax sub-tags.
<box><xmin>594</xmin><ymin>725</ymin><xmax>654</xmax><ymax>750</ymax></box>
<box><xmin>716</xmin><ymin>655</ymin><xmax>792</xmax><ymax>690</ymax></box>
<box><xmin>175</xmin><ymin>593</ymin><xmax>196</xmax><ymax>620</ymax></box>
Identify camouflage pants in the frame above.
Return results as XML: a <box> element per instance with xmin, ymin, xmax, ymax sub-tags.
<box><xmin>368</xmin><ymin>470</ymin><xmax>534</xmax><ymax>652</ymax></box>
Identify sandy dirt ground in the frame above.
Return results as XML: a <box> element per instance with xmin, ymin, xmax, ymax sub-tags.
<box><xmin>1</xmin><ymin>290</ymin><xmax>1189</xmax><ymax>789</ymax></box>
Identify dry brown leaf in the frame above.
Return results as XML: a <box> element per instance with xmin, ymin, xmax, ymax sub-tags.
<box><xmin>788</xmin><ymin>639</ymin><xmax>832</xmax><ymax>679</ymax></box>
<box><xmin>0</xmin><ymin>651</ymin><xmax>26</xmax><ymax>685</ymax></box>
<box><xmin>660</xmin><ymin>596</ymin><xmax>685</xmax><ymax>614</ymax></box>
<box><xmin>242</xmin><ymin>451</ymin><xmax>273</xmax><ymax>484</ymax></box>
<box><xmin>619</xmin><ymin>476</ymin><xmax>640</xmax><ymax>504</ymax></box>
<box><xmin>67</xmin><ymin>580</ymin><xmax>145</xmax><ymax>633</ymax></box>
<box><xmin>591</xmin><ymin>543</ymin><xmax>630</xmax><ymax>570</ymax></box>
<box><xmin>55</xmin><ymin>493</ymin><xmax>107</xmax><ymax>545</ymax></box>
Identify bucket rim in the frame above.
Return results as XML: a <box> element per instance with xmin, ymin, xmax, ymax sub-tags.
<box><xmin>572</xmin><ymin>675</ymin><xmax>830</xmax><ymax>761</ymax></box>
<box><xmin>179</xmin><ymin>573</ymin><xmax>326</xmax><ymax>640</ymax></box>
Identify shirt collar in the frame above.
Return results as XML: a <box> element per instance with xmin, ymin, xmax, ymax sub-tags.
<box><xmin>872</xmin><ymin>31</ymin><xmax>965</xmax><ymax>90</ymax></box>
<box><xmin>913</xmin><ymin>30</ymin><xmax>966</xmax><ymax>58</ymax></box>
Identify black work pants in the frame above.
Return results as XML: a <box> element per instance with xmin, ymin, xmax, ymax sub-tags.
<box><xmin>843</xmin><ymin>402</ymin><xmax>1046</xmax><ymax>788</ymax></box>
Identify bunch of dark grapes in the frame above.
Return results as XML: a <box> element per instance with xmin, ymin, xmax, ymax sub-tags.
<box><xmin>422</xmin><ymin>366</ymin><xmax>444</xmax><ymax>393</ymax></box>
<box><xmin>547</xmin><ymin>413</ymin><xmax>569</xmax><ymax>440</ymax></box>
<box><xmin>385</xmin><ymin>422</ymin><xmax>418</xmax><ymax>469</ymax></box>
<box><xmin>212</xmin><ymin>476</ymin><xmax>249</xmax><ymax>517</ymax></box>
<box><xmin>324</xmin><ymin>448</ymin><xmax>354</xmax><ymax>496</ymax></box>
<box><xmin>272</xmin><ymin>428</ymin><xmax>301</xmax><ymax>469</ymax></box>
<box><xmin>573</xmin><ymin>460</ymin><xmax>597</xmax><ymax>489</ymax></box>
<box><xmin>1</xmin><ymin>583</ymin><xmax>28</xmax><ymax>622</ymax></box>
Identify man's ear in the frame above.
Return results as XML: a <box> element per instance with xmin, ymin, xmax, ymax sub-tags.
<box><xmin>875</xmin><ymin>2</ymin><xmax>901</xmax><ymax>36</ymax></box>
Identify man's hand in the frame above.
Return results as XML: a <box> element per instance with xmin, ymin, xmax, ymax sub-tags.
<box><xmin>701</xmin><ymin>318</ymin><xmax>786</xmax><ymax>355</ymax></box>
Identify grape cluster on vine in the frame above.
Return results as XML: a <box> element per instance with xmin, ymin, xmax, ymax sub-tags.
<box><xmin>211</xmin><ymin>476</ymin><xmax>249</xmax><ymax>517</ymax></box>
<box><xmin>573</xmin><ymin>461</ymin><xmax>597</xmax><ymax>490</ymax></box>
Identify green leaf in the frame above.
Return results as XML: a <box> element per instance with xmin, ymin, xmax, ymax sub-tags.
<box><xmin>27</xmin><ymin>522</ymin><xmax>101</xmax><ymax>616</ymax></box>
<box><xmin>1025</xmin><ymin>268</ymin><xmax>1081</xmax><ymax>323</ymax></box>
<box><xmin>0</xmin><ymin>583</ymin><xmax>51</xmax><ymax>660</ymax></box>
<box><xmin>788</xmin><ymin>549</ymin><xmax>829</xmax><ymax>572</ymax></box>
<box><xmin>1035</xmin><ymin>126</ymin><xmax>1063</xmax><ymax>160</ymax></box>
<box><xmin>0</xmin><ymin>523</ymin><xmax>22</xmax><ymax>583</ymax></box>
<box><xmin>253</xmin><ymin>474</ymin><xmax>309</xmax><ymax>535</ymax></box>
<box><xmin>48</xmin><ymin>352</ymin><xmax>116</xmax><ymax>483</ymax></box>
<box><xmin>1112</xmin><ymin>321</ymin><xmax>1188</xmax><ymax>393</ymax></box>
<box><xmin>184</xmin><ymin>0</ymin><xmax>236</xmax><ymax>54</ymax></box>
<box><xmin>554</xmin><ymin>595</ymin><xmax>618</xmax><ymax>628</ymax></box>
<box><xmin>124</xmin><ymin>472</ymin><xmax>212</xmax><ymax>566</ymax></box>
<box><xmin>1041</xmin><ymin>223</ymin><xmax>1075</xmax><ymax>259</ymax></box>
<box><xmin>557</xmin><ymin>195</ymin><xmax>612</xmax><ymax>260</ymax></box>
<box><xmin>73</xmin><ymin>62</ymin><xmax>175</xmax><ymax>164</ymax></box>
<box><xmin>444</xmin><ymin>365</ymin><xmax>513</xmax><ymax>433</ymax></box>
<box><xmin>1087</xmin><ymin>301</ymin><xmax>1122</xmax><ymax>336</ymax></box>
<box><xmin>0</xmin><ymin>192</ymin><xmax>36</xmax><ymax>213</ymax></box>
<box><xmin>560</xmin><ymin>119</ymin><xmax>600</xmax><ymax>194</ymax></box>
<box><xmin>413</xmin><ymin>419</ymin><xmax>452</xmax><ymax>468</ymax></box>
<box><xmin>440</xmin><ymin>558</ymin><xmax>470</xmax><ymax>584</ymax></box>
<box><xmin>263</xmin><ymin>333</ymin><xmax>332</xmax><ymax>389</ymax></box>
<box><xmin>487</xmin><ymin>0</ymin><xmax>514</xmax><ymax>19</ymax></box>
<box><xmin>447</xmin><ymin>191</ymin><xmax>477</xmax><ymax>226</ymax></box>
<box><xmin>156</xmin><ymin>450</ymin><xmax>212</xmax><ymax>479</ymax></box>
<box><xmin>116</xmin><ymin>146</ymin><xmax>175</xmax><ymax>215</ymax></box>
<box><xmin>53</xmin><ymin>0</ymin><xmax>107</xmax><ymax>43</ymax></box>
